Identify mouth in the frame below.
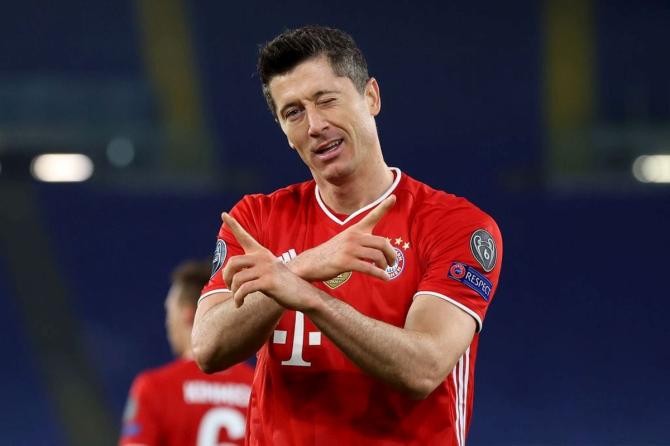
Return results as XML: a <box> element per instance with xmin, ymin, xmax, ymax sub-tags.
<box><xmin>313</xmin><ymin>139</ymin><xmax>344</xmax><ymax>159</ymax></box>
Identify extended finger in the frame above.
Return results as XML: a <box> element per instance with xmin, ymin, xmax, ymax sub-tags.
<box><xmin>222</xmin><ymin>213</ymin><xmax>262</xmax><ymax>252</ymax></box>
<box><xmin>356</xmin><ymin>195</ymin><xmax>396</xmax><ymax>231</ymax></box>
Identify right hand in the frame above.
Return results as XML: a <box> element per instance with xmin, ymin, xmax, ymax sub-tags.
<box><xmin>221</xmin><ymin>212</ymin><xmax>311</xmax><ymax>309</ymax></box>
<box><xmin>289</xmin><ymin>195</ymin><xmax>397</xmax><ymax>282</ymax></box>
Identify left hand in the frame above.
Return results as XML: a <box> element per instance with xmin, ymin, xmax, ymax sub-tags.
<box><xmin>222</xmin><ymin>212</ymin><xmax>316</xmax><ymax>310</ymax></box>
<box><xmin>288</xmin><ymin>195</ymin><xmax>397</xmax><ymax>282</ymax></box>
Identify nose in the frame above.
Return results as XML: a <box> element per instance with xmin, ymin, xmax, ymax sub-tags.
<box><xmin>306</xmin><ymin>107</ymin><xmax>328</xmax><ymax>137</ymax></box>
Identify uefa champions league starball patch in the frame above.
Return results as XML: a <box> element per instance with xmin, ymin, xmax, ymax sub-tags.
<box><xmin>470</xmin><ymin>229</ymin><xmax>496</xmax><ymax>272</ymax></box>
<box><xmin>385</xmin><ymin>247</ymin><xmax>405</xmax><ymax>280</ymax></box>
<box><xmin>210</xmin><ymin>239</ymin><xmax>227</xmax><ymax>278</ymax></box>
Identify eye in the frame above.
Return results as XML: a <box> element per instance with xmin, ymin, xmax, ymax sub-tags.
<box><xmin>283</xmin><ymin>107</ymin><xmax>303</xmax><ymax>121</ymax></box>
<box><xmin>318</xmin><ymin>97</ymin><xmax>337</xmax><ymax>106</ymax></box>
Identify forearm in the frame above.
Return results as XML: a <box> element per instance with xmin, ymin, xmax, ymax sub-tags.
<box><xmin>192</xmin><ymin>292</ymin><xmax>283</xmax><ymax>372</ymax></box>
<box><xmin>303</xmin><ymin>290</ymin><xmax>447</xmax><ymax>398</ymax></box>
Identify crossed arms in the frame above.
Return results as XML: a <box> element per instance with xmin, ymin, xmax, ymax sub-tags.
<box><xmin>191</xmin><ymin>196</ymin><xmax>476</xmax><ymax>399</ymax></box>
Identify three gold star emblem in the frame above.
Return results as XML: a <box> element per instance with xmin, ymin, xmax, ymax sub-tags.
<box><xmin>392</xmin><ymin>237</ymin><xmax>410</xmax><ymax>250</ymax></box>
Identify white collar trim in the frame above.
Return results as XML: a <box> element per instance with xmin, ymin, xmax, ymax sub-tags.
<box><xmin>314</xmin><ymin>167</ymin><xmax>402</xmax><ymax>226</ymax></box>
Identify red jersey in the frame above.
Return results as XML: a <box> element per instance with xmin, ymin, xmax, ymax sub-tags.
<box><xmin>119</xmin><ymin>359</ymin><xmax>254</xmax><ymax>446</ymax></box>
<box><xmin>200</xmin><ymin>168</ymin><xmax>503</xmax><ymax>446</ymax></box>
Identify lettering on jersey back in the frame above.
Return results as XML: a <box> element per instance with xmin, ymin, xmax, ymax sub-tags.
<box><xmin>182</xmin><ymin>381</ymin><xmax>251</xmax><ymax>407</ymax></box>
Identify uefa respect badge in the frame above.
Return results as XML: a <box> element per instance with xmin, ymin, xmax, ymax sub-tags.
<box><xmin>448</xmin><ymin>262</ymin><xmax>492</xmax><ymax>301</ymax></box>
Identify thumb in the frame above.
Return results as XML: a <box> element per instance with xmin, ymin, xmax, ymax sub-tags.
<box><xmin>356</xmin><ymin>195</ymin><xmax>396</xmax><ymax>231</ymax></box>
<box><xmin>222</xmin><ymin>212</ymin><xmax>262</xmax><ymax>252</ymax></box>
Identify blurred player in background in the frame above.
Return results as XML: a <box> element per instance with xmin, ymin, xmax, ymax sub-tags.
<box><xmin>193</xmin><ymin>26</ymin><xmax>502</xmax><ymax>445</ymax></box>
<box><xmin>120</xmin><ymin>259</ymin><xmax>254</xmax><ymax>446</ymax></box>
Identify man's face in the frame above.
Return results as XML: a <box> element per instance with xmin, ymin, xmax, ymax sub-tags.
<box><xmin>164</xmin><ymin>283</ymin><xmax>192</xmax><ymax>357</ymax></box>
<box><xmin>269</xmin><ymin>56</ymin><xmax>381</xmax><ymax>184</ymax></box>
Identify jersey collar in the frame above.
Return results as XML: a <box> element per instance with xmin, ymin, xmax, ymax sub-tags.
<box><xmin>314</xmin><ymin>167</ymin><xmax>402</xmax><ymax>226</ymax></box>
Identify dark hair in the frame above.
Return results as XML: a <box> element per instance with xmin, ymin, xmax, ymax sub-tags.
<box><xmin>170</xmin><ymin>259</ymin><xmax>212</xmax><ymax>307</ymax></box>
<box><xmin>258</xmin><ymin>25</ymin><xmax>370</xmax><ymax>118</ymax></box>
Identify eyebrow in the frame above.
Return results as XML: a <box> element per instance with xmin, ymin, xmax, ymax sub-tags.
<box><xmin>278</xmin><ymin>89</ymin><xmax>340</xmax><ymax>118</ymax></box>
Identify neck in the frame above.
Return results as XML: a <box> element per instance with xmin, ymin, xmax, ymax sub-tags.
<box><xmin>316</xmin><ymin>158</ymin><xmax>394</xmax><ymax>215</ymax></box>
<box><xmin>180</xmin><ymin>334</ymin><xmax>194</xmax><ymax>360</ymax></box>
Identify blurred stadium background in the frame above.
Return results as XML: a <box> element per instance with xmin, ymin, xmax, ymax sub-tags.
<box><xmin>0</xmin><ymin>0</ymin><xmax>668</xmax><ymax>445</ymax></box>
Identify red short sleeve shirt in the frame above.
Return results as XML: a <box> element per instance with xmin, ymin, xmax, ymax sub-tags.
<box><xmin>119</xmin><ymin>360</ymin><xmax>254</xmax><ymax>446</ymax></box>
<box><xmin>200</xmin><ymin>169</ymin><xmax>502</xmax><ymax>446</ymax></box>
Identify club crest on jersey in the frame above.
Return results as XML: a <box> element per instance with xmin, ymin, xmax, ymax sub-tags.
<box><xmin>210</xmin><ymin>239</ymin><xmax>227</xmax><ymax>278</ymax></box>
<box><xmin>324</xmin><ymin>271</ymin><xmax>352</xmax><ymax>289</ymax></box>
<box><xmin>384</xmin><ymin>235</ymin><xmax>411</xmax><ymax>280</ymax></box>
<box><xmin>470</xmin><ymin>229</ymin><xmax>496</xmax><ymax>272</ymax></box>
<box><xmin>448</xmin><ymin>262</ymin><xmax>492</xmax><ymax>301</ymax></box>
<box><xmin>386</xmin><ymin>247</ymin><xmax>405</xmax><ymax>280</ymax></box>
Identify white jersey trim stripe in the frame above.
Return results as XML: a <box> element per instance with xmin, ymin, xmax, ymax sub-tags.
<box><xmin>314</xmin><ymin>167</ymin><xmax>402</xmax><ymax>226</ymax></box>
<box><xmin>459</xmin><ymin>355</ymin><xmax>465</xmax><ymax>446</ymax></box>
<box><xmin>452</xmin><ymin>363</ymin><xmax>462</xmax><ymax>446</ymax></box>
<box><xmin>451</xmin><ymin>348</ymin><xmax>471</xmax><ymax>446</ymax></box>
<box><xmin>413</xmin><ymin>291</ymin><xmax>483</xmax><ymax>333</ymax></box>
<box><xmin>463</xmin><ymin>347</ymin><xmax>470</xmax><ymax>445</ymax></box>
<box><xmin>197</xmin><ymin>288</ymin><xmax>231</xmax><ymax>305</ymax></box>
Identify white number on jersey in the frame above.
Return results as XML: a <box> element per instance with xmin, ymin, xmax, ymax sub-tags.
<box><xmin>197</xmin><ymin>407</ymin><xmax>245</xmax><ymax>446</ymax></box>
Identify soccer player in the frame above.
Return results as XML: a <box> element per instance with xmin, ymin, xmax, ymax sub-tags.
<box><xmin>120</xmin><ymin>260</ymin><xmax>254</xmax><ymax>446</ymax></box>
<box><xmin>193</xmin><ymin>26</ymin><xmax>502</xmax><ymax>445</ymax></box>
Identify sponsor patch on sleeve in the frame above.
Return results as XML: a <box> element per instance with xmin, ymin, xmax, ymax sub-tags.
<box><xmin>448</xmin><ymin>262</ymin><xmax>493</xmax><ymax>301</ymax></box>
<box><xmin>122</xmin><ymin>396</ymin><xmax>137</xmax><ymax>422</ymax></box>
<box><xmin>121</xmin><ymin>422</ymin><xmax>142</xmax><ymax>437</ymax></box>
<box><xmin>210</xmin><ymin>239</ymin><xmax>227</xmax><ymax>278</ymax></box>
<box><xmin>120</xmin><ymin>396</ymin><xmax>142</xmax><ymax>436</ymax></box>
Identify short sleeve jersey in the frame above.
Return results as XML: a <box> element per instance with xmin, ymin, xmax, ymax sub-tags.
<box><xmin>119</xmin><ymin>359</ymin><xmax>254</xmax><ymax>446</ymax></box>
<box><xmin>200</xmin><ymin>168</ymin><xmax>503</xmax><ymax>446</ymax></box>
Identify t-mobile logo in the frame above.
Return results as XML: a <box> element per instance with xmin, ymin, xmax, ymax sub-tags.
<box><xmin>273</xmin><ymin>312</ymin><xmax>321</xmax><ymax>367</ymax></box>
<box><xmin>271</xmin><ymin>248</ymin><xmax>321</xmax><ymax>366</ymax></box>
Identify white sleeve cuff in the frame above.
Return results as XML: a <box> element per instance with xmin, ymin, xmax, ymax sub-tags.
<box><xmin>413</xmin><ymin>290</ymin><xmax>483</xmax><ymax>333</ymax></box>
<box><xmin>197</xmin><ymin>288</ymin><xmax>231</xmax><ymax>305</ymax></box>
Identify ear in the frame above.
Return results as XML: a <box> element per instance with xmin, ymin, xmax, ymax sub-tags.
<box><xmin>365</xmin><ymin>77</ymin><xmax>381</xmax><ymax>116</ymax></box>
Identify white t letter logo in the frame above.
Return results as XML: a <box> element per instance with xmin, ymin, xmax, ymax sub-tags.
<box><xmin>273</xmin><ymin>311</ymin><xmax>321</xmax><ymax>367</ymax></box>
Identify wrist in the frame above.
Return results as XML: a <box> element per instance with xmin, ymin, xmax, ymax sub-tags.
<box><xmin>287</xmin><ymin>251</ymin><xmax>312</xmax><ymax>280</ymax></box>
<box><xmin>300</xmin><ymin>285</ymin><xmax>327</xmax><ymax>315</ymax></box>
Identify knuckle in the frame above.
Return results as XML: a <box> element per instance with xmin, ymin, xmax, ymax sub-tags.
<box><xmin>237</xmin><ymin>283</ymin><xmax>248</xmax><ymax>296</ymax></box>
